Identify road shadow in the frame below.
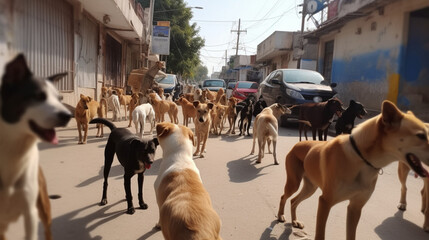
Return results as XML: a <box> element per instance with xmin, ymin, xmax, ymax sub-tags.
<box><xmin>38</xmin><ymin>135</ymin><xmax>108</xmax><ymax>150</ymax></box>
<box><xmin>51</xmin><ymin>200</ymin><xmax>125</xmax><ymax>240</ymax></box>
<box><xmin>259</xmin><ymin>221</ymin><xmax>294</xmax><ymax>240</ymax></box>
<box><xmin>76</xmin><ymin>165</ymin><xmax>123</xmax><ymax>188</ymax></box>
<box><xmin>227</xmin><ymin>155</ymin><xmax>273</xmax><ymax>183</ymax></box>
<box><xmin>137</xmin><ymin>226</ymin><xmax>161</xmax><ymax>240</ymax></box>
<box><xmin>374</xmin><ymin>210</ymin><xmax>428</xmax><ymax>239</ymax></box>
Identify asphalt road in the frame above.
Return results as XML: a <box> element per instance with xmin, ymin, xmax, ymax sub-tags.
<box><xmin>5</xmin><ymin>108</ymin><xmax>429</xmax><ymax>240</ymax></box>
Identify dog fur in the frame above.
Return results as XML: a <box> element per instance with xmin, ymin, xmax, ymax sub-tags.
<box><xmin>193</xmin><ymin>101</ymin><xmax>214</xmax><ymax>157</ymax></box>
<box><xmin>37</xmin><ymin>167</ymin><xmax>52</xmax><ymax>240</ymax></box>
<box><xmin>154</xmin><ymin>122</ymin><xmax>222</xmax><ymax>240</ymax></box>
<box><xmin>397</xmin><ymin>160</ymin><xmax>429</xmax><ymax>232</ymax></box>
<box><xmin>296</xmin><ymin>98</ymin><xmax>343</xmax><ymax>141</ymax></box>
<box><xmin>237</xmin><ymin>96</ymin><xmax>255</xmax><ymax>136</ymax></box>
<box><xmin>253</xmin><ymin>96</ymin><xmax>268</xmax><ymax>117</ymax></box>
<box><xmin>250</xmin><ymin>103</ymin><xmax>290</xmax><ymax>164</ymax></box>
<box><xmin>128</xmin><ymin>92</ymin><xmax>142</xmax><ymax>127</ymax></box>
<box><xmin>116</xmin><ymin>88</ymin><xmax>132</xmax><ymax>121</ymax></box>
<box><xmin>89</xmin><ymin>118</ymin><xmax>159</xmax><ymax>214</ymax></box>
<box><xmin>277</xmin><ymin>100</ymin><xmax>429</xmax><ymax>240</ymax></box>
<box><xmin>176</xmin><ymin>96</ymin><xmax>196</xmax><ymax>127</ymax></box>
<box><xmin>211</xmin><ymin>103</ymin><xmax>227</xmax><ymax>135</ymax></box>
<box><xmin>335</xmin><ymin>99</ymin><xmax>367</xmax><ymax>135</ymax></box>
<box><xmin>75</xmin><ymin>94</ymin><xmax>105</xmax><ymax>144</ymax></box>
<box><xmin>132</xmin><ymin>103</ymin><xmax>156</xmax><ymax>138</ymax></box>
<box><xmin>107</xmin><ymin>92</ymin><xmax>121</xmax><ymax>122</ymax></box>
<box><xmin>224</xmin><ymin>97</ymin><xmax>239</xmax><ymax>134</ymax></box>
<box><xmin>0</xmin><ymin>54</ymin><xmax>71</xmax><ymax>240</ymax></box>
<box><xmin>148</xmin><ymin>93</ymin><xmax>178</xmax><ymax>123</ymax></box>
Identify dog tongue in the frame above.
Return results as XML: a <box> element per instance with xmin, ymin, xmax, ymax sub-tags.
<box><xmin>145</xmin><ymin>163</ymin><xmax>151</xmax><ymax>169</ymax></box>
<box><xmin>29</xmin><ymin>121</ymin><xmax>58</xmax><ymax>144</ymax></box>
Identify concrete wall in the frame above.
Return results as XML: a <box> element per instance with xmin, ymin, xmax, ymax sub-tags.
<box><xmin>318</xmin><ymin>0</ymin><xmax>429</xmax><ymax>112</ymax></box>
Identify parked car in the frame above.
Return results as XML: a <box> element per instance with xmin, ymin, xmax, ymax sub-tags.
<box><xmin>257</xmin><ymin>69</ymin><xmax>337</xmax><ymax>122</ymax></box>
<box><xmin>232</xmin><ymin>81</ymin><xmax>259</xmax><ymax>100</ymax></box>
<box><xmin>200</xmin><ymin>79</ymin><xmax>226</xmax><ymax>92</ymax></box>
<box><xmin>226</xmin><ymin>81</ymin><xmax>237</xmax><ymax>98</ymax></box>
<box><xmin>155</xmin><ymin>74</ymin><xmax>182</xmax><ymax>100</ymax></box>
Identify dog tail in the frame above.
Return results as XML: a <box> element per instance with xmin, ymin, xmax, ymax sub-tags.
<box><xmin>90</xmin><ymin>118</ymin><xmax>116</xmax><ymax>130</ymax></box>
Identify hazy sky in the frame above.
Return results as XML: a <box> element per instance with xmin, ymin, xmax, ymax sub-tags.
<box><xmin>185</xmin><ymin>0</ymin><xmax>318</xmax><ymax>76</ymax></box>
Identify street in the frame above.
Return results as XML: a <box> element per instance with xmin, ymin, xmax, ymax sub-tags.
<box><xmin>5</xmin><ymin>109</ymin><xmax>429</xmax><ymax>240</ymax></box>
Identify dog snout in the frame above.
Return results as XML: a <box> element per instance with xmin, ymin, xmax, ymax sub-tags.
<box><xmin>57</xmin><ymin>111</ymin><xmax>72</xmax><ymax>126</ymax></box>
<box><xmin>199</xmin><ymin>117</ymin><xmax>204</xmax><ymax>123</ymax></box>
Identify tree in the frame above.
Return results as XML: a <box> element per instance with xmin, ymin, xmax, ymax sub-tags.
<box><xmin>152</xmin><ymin>0</ymin><xmax>205</xmax><ymax>79</ymax></box>
<box><xmin>191</xmin><ymin>65</ymin><xmax>208</xmax><ymax>83</ymax></box>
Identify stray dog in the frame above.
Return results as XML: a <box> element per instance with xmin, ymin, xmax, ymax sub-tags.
<box><xmin>107</xmin><ymin>91</ymin><xmax>121</xmax><ymax>122</ymax></box>
<box><xmin>154</xmin><ymin>122</ymin><xmax>222</xmax><ymax>240</ymax></box>
<box><xmin>194</xmin><ymin>88</ymin><xmax>203</xmax><ymax>102</ymax></box>
<box><xmin>193</xmin><ymin>101</ymin><xmax>214</xmax><ymax>157</ymax></box>
<box><xmin>237</xmin><ymin>97</ymin><xmax>255</xmax><ymax>136</ymax></box>
<box><xmin>211</xmin><ymin>104</ymin><xmax>227</xmax><ymax>135</ymax></box>
<box><xmin>215</xmin><ymin>88</ymin><xmax>225</xmax><ymax>103</ymax></box>
<box><xmin>253</xmin><ymin>96</ymin><xmax>267</xmax><ymax>117</ymax></box>
<box><xmin>89</xmin><ymin>118</ymin><xmax>159</xmax><ymax>214</ymax></box>
<box><xmin>0</xmin><ymin>54</ymin><xmax>72</xmax><ymax>240</ymax></box>
<box><xmin>225</xmin><ymin>97</ymin><xmax>239</xmax><ymax>134</ymax></box>
<box><xmin>397</xmin><ymin>160</ymin><xmax>429</xmax><ymax>232</ymax></box>
<box><xmin>128</xmin><ymin>92</ymin><xmax>142</xmax><ymax>127</ymax></box>
<box><xmin>335</xmin><ymin>99</ymin><xmax>367</xmax><ymax>135</ymax></box>
<box><xmin>296</xmin><ymin>98</ymin><xmax>343</xmax><ymax>141</ymax></box>
<box><xmin>132</xmin><ymin>103</ymin><xmax>156</xmax><ymax>138</ymax></box>
<box><xmin>148</xmin><ymin>93</ymin><xmax>178</xmax><ymax>123</ymax></box>
<box><xmin>277</xmin><ymin>100</ymin><xmax>429</xmax><ymax>240</ymax></box>
<box><xmin>250</xmin><ymin>103</ymin><xmax>290</xmax><ymax>164</ymax></box>
<box><xmin>203</xmin><ymin>89</ymin><xmax>216</xmax><ymax>102</ymax></box>
<box><xmin>75</xmin><ymin>94</ymin><xmax>105</xmax><ymax>144</ymax></box>
<box><xmin>117</xmin><ymin>88</ymin><xmax>132</xmax><ymax>121</ymax></box>
<box><xmin>176</xmin><ymin>96</ymin><xmax>196</xmax><ymax>126</ymax></box>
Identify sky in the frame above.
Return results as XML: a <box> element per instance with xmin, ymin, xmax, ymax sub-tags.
<box><xmin>185</xmin><ymin>0</ymin><xmax>318</xmax><ymax>76</ymax></box>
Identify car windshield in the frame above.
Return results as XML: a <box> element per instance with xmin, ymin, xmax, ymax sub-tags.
<box><xmin>155</xmin><ymin>75</ymin><xmax>175</xmax><ymax>84</ymax></box>
<box><xmin>203</xmin><ymin>80</ymin><xmax>224</xmax><ymax>87</ymax></box>
<box><xmin>237</xmin><ymin>82</ymin><xmax>258</xmax><ymax>89</ymax></box>
<box><xmin>282</xmin><ymin>70</ymin><xmax>324</xmax><ymax>84</ymax></box>
<box><xmin>228</xmin><ymin>82</ymin><xmax>236</xmax><ymax>88</ymax></box>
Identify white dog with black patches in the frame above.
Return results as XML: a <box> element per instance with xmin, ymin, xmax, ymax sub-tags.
<box><xmin>0</xmin><ymin>54</ymin><xmax>72</xmax><ymax>240</ymax></box>
<box><xmin>154</xmin><ymin>122</ymin><xmax>222</xmax><ymax>240</ymax></box>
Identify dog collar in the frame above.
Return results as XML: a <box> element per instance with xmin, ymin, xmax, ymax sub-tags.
<box><xmin>349</xmin><ymin>135</ymin><xmax>382</xmax><ymax>173</ymax></box>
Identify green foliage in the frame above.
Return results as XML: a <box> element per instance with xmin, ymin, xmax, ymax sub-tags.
<box><xmin>153</xmin><ymin>0</ymin><xmax>205</xmax><ymax>79</ymax></box>
<box><xmin>191</xmin><ymin>65</ymin><xmax>208</xmax><ymax>83</ymax></box>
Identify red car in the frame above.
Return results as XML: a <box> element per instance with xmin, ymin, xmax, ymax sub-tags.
<box><xmin>232</xmin><ymin>81</ymin><xmax>259</xmax><ymax>100</ymax></box>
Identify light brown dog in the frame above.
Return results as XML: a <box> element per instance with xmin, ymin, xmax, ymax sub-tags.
<box><xmin>250</xmin><ymin>103</ymin><xmax>290</xmax><ymax>164</ymax></box>
<box><xmin>193</xmin><ymin>101</ymin><xmax>214</xmax><ymax>157</ymax></box>
<box><xmin>181</xmin><ymin>93</ymin><xmax>195</xmax><ymax>103</ymax></box>
<box><xmin>75</xmin><ymin>94</ymin><xmax>105</xmax><ymax>144</ymax></box>
<box><xmin>203</xmin><ymin>89</ymin><xmax>216</xmax><ymax>102</ymax></box>
<box><xmin>154</xmin><ymin>122</ymin><xmax>222</xmax><ymax>240</ymax></box>
<box><xmin>211</xmin><ymin>104</ymin><xmax>227</xmax><ymax>135</ymax></box>
<box><xmin>128</xmin><ymin>92</ymin><xmax>142</xmax><ymax>127</ymax></box>
<box><xmin>176</xmin><ymin>96</ymin><xmax>196</xmax><ymax>126</ymax></box>
<box><xmin>224</xmin><ymin>97</ymin><xmax>239</xmax><ymax>134</ymax></box>
<box><xmin>37</xmin><ymin>167</ymin><xmax>52</xmax><ymax>240</ymax></box>
<box><xmin>215</xmin><ymin>88</ymin><xmax>225</xmax><ymax>103</ymax></box>
<box><xmin>277</xmin><ymin>100</ymin><xmax>429</xmax><ymax>240</ymax></box>
<box><xmin>149</xmin><ymin>93</ymin><xmax>178</xmax><ymax>123</ymax></box>
<box><xmin>127</xmin><ymin>61</ymin><xmax>165</xmax><ymax>94</ymax></box>
<box><xmin>116</xmin><ymin>88</ymin><xmax>132</xmax><ymax>121</ymax></box>
<box><xmin>397</xmin><ymin>160</ymin><xmax>429</xmax><ymax>232</ymax></box>
<box><xmin>194</xmin><ymin>88</ymin><xmax>203</xmax><ymax>102</ymax></box>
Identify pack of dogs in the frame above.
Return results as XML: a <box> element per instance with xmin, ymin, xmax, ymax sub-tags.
<box><xmin>1</xmin><ymin>54</ymin><xmax>429</xmax><ymax>240</ymax></box>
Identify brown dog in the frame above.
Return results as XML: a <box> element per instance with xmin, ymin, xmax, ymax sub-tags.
<box><xmin>148</xmin><ymin>93</ymin><xmax>178</xmax><ymax>123</ymax></box>
<box><xmin>211</xmin><ymin>104</ymin><xmax>227</xmax><ymax>135</ymax></box>
<box><xmin>250</xmin><ymin>103</ymin><xmax>290</xmax><ymax>164</ymax></box>
<box><xmin>116</xmin><ymin>88</ymin><xmax>132</xmax><ymax>121</ymax></box>
<box><xmin>203</xmin><ymin>89</ymin><xmax>216</xmax><ymax>102</ymax></box>
<box><xmin>193</xmin><ymin>101</ymin><xmax>214</xmax><ymax>157</ymax></box>
<box><xmin>176</xmin><ymin>96</ymin><xmax>196</xmax><ymax>126</ymax></box>
<box><xmin>75</xmin><ymin>94</ymin><xmax>105</xmax><ymax>144</ymax></box>
<box><xmin>277</xmin><ymin>100</ymin><xmax>429</xmax><ymax>240</ymax></box>
<box><xmin>224</xmin><ymin>97</ymin><xmax>239</xmax><ymax>134</ymax></box>
<box><xmin>154</xmin><ymin>122</ymin><xmax>222</xmax><ymax>240</ymax></box>
<box><xmin>215</xmin><ymin>88</ymin><xmax>225</xmax><ymax>103</ymax></box>
<box><xmin>128</xmin><ymin>92</ymin><xmax>142</xmax><ymax>127</ymax></box>
<box><xmin>295</xmin><ymin>98</ymin><xmax>343</xmax><ymax>141</ymax></box>
<box><xmin>397</xmin><ymin>161</ymin><xmax>429</xmax><ymax>232</ymax></box>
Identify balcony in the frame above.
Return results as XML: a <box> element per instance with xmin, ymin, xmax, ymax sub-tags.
<box><xmin>256</xmin><ymin>31</ymin><xmax>294</xmax><ymax>63</ymax></box>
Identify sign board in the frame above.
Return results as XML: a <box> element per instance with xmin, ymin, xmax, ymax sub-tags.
<box><xmin>151</xmin><ymin>22</ymin><xmax>170</xmax><ymax>55</ymax></box>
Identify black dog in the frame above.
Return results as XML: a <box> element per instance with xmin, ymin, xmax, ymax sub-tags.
<box><xmin>89</xmin><ymin>118</ymin><xmax>159</xmax><ymax>214</ymax></box>
<box><xmin>253</xmin><ymin>96</ymin><xmax>267</xmax><ymax>117</ymax></box>
<box><xmin>335</xmin><ymin>99</ymin><xmax>367</xmax><ymax>135</ymax></box>
<box><xmin>235</xmin><ymin>95</ymin><xmax>256</xmax><ymax>136</ymax></box>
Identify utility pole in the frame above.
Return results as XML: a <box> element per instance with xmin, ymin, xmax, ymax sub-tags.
<box><xmin>231</xmin><ymin>18</ymin><xmax>247</xmax><ymax>57</ymax></box>
<box><xmin>297</xmin><ymin>0</ymin><xmax>308</xmax><ymax>69</ymax></box>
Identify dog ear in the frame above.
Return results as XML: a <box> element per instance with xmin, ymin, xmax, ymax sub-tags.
<box><xmin>3</xmin><ymin>54</ymin><xmax>32</xmax><ymax>84</ymax></box>
<box><xmin>207</xmin><ymin>102</ymin><xmax>214</xmax><ymax>110</ymax></box>
<box><xmin>381</xmin><ymin>100</ymin><xmax>403</xmax><ymax>131</ymax></box>
<box><xmin>88</xmin><ymin>96</ymin><xmax>92</xmax><ymax>102</ymax></box>
<box><xmin>156</xmin><ymin>122</ymin><xmax>172</xmax><ymax>138</ymax></box>
<box><xmin>48</xmin><ymin>72</ymin><xmax>68</xmax><ymax>82</ymax></box>
<box><xmin>193</xmin><ymin>101</ymin><xmax>200</xmax><ymax>108</ymax></box>
<box><xmin>152</xmin><ymin>138</ymin><xmax>159</xmax><ymax>147</ymax></box>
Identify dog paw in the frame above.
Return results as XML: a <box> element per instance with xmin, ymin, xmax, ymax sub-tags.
<box><xmin>292</xmin><ymin>220</ymin><xmax>304</xmax><ymax>229</ymax></box>
<box><xmin>139</xmin><ymin>202</ymin><xmax>148</xmax><ymax>210</ymax></box>
<box><xmin>274</xmin><ymin>161</ymin><xmax>279</xmax><ymax>165</ymax></box>
<box><xmin>155</xmin><ymin>223</ymin><xmax>161</xmax><ymax>230</ymax></box>
<box><xmin>277</xmin><ymin>215</ymin><xmax>286</xmax><ymax>222</ymax></box>
<box><xmin>127</xmin><ymin>207</ymin><xmax>136</xmax><ymax>215</ymax></box>
<box><xmin>255</xmin><ymin>161</ymin><xmax>261</xmax><ymax>164</ymax></box>
<box><xmin>78</xmin><ymin>142</ymin><xmax>83</xmax><ymax>144</ymax></box>
<box><xmin>100</xmin><ymin>199</ymin><xmax>108</xmax><ymax>206</ymax></box>
<box><xmin>199</xmin><ymin>154</ymin><xmax>205</xmax><ymax>158</ymax></box>
<box><xmin>397</xmin><ymin>203</ymin><xmax>407</xmax><ymax>211</ymax></box>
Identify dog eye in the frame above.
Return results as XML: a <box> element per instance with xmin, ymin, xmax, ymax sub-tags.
<box><xmin>416</xmin><ymin>133</ymin><xmax>427</xmax><ymax>141</ymax></box>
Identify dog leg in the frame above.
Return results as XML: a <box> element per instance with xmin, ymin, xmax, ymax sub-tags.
<box><xmin>38</xmin><ymin>167</ymin><xmax>52</xmax><ymax>240</ymax></box>
<box><xmin>250</xmin><ymin>134</ymin><xmax>256</xmax><ymax>155</ymax></box>
<box><xmin>298</xmin><ymin>123</ymin><xmax>303</xmax><ymax>141</ymax></box>
<box><xmin>137</xmin><ymin>173</ymin><xmax>148</xmax><ymax>210</ymax></box>
<box><xmin>318</xmin><ymin>129</ymin><xmax>323</xmax><ymax>141</ymax></box>
<box><xmin>311</xmin><ymin>127</ymin><xmax>317</xmax><ymax>141</ymax></box>
<box><xmin>397</xmin><ymin>162</ymin><xmax>410</xmax><ymax>211</ymax></box>
<box><xmin>199</xmin><ymin>134</ymin><xmax>208</xmax><ymax>158</ymax></box>
<box><xmin>256</xmin><ymin>138</ymin><xmax>265</xmax><ymax>164</ymax></box>
<box><xmin>83</xmin><ymin>123</ymin><xmax>89</xmax><ymax>144</ymax></box>
<box><xmin>23</xmin><ymin>207</ymin><xmax>38</xmax><ymax>240</ymax></box>
<box><xmin>272</xmin><ymin>139</ymin><xmax>278</xmax><ymax>165</ymax></box>
<box><xmin>346</xmin><ymin>199</ymin><xmax>366</xmax><ymax>240</ymax></box>
<box><xmin>77</xmin><ymin>122</ymin><xmax>83</xmax><ymax>144</ymax></box>
<box><xmin>290</xmin><ymin>177</ymin><xmax>317</xmax><ymax>228</ymax></box>
<box><xmin>315</xmin><ymin>196</ymin><xmax>333</xmax><ymax>240</ymax></box>
<box><xmin>100</xmin><ymin>141</ymin><xmax>115</xmax><ymax>206</ymax></box>
<box><xmin>124</xmin><ymin>173</ymin><xmax>136</xmax><ymax>214</ymax></box>
<box><xmin>246</xmin><ymin>117</ymin><xmax>251</xmax><ymax>136</ymax></box>
<box><xmin>193</xmin><ymin>133</ymin><xmax>201</xmax><ymax>156</ymax></box>
<box><xmin>267</xmin><ymin>139</ymin><xmax>272</xmax><ymax>154</ymax></box>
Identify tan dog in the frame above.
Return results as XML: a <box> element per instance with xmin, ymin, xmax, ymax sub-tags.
<box><xmin>181</xmin><ymin>93</ymin><xmax>195</xmax><ymax>103</ymax></box>
<box><xmin>250</xmin><ymin>103</ymin><xmax>290</xmax><ymax>164</ymax></box>
<box><xmin>397</xmin><ymin>160</ymin><xmax>429</xmax><ymax>232</ymax></box>
<box><xmin>127</xmin><ymin>61</ymin><xmax>165</xmax><ymax>94</ymax></box>
<box><xmin>194</xmin><ymin>88</ymin><xmax>202</xmax><ymax>102</ymax></box>
<box><xmin>148</xmin><ymin>93</ymin><xmax>178</xmax><ymax>123</ymax></box>
<box><xmin>215</xmin><ymin>88</ymin><xmax>225</xmax><ymax>103</ymax></box>
<box><xmin>277</xmin><ymin>100</ymin><xmax>429</xmax><ymax>240</ymax></box>
<box><xmin>128</xmin><ymin>92</ymin><xmax>142</xmax><ymax>127</ymax></box>
<box><xmin>203</xmin><ymin>89</ymin><xmax>216</xmax><ymax>102</ymax></box>
<box><xmin>176</xmin><ymin>96</ymin><xmax>196</xmax><ymax>126</ymax></box>
<box><xmin>116</xmin><ymin>88</ymin><xmax>132</xmax><ymax>121</ymax></box>
<box><xmin>193</xmin><ymin>101</ymin><xmax>214</xmax><ymax>157</ymax></box>
<box><xmin>154</xmin><ymin>122</ymin><xmax>222</xmax><ymax>240</ymax></box>
<box><xmin>75</xmin><ymin>94</ymin><xmax>105</xmax><ymax>144</ymax></box>
<box><xmin>211</xmin><ymin>104</ymin><xmax>227</xmax><ymax>135</ymax></box>
<box><xmin>224</xmin><ymin>97</ymin><xmax>239</xmax><ymax>134</ymax></box>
